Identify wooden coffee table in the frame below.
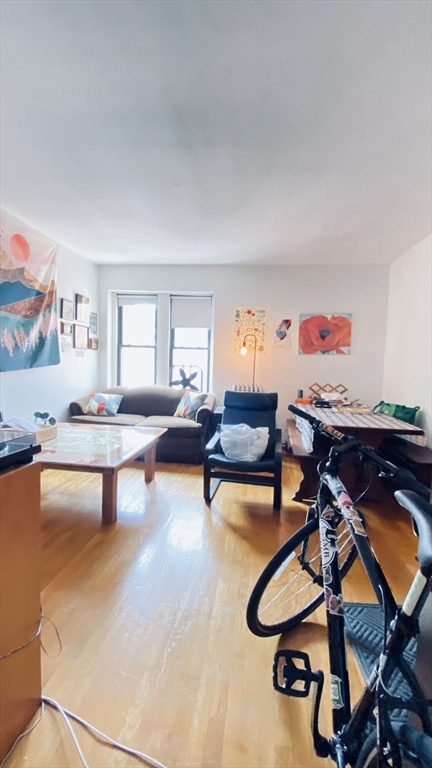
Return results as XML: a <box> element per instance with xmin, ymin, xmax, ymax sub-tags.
<box><xmin>34</xmin><ymin>423</ymin><xmax>166</xmax><ymax>525</ymax></box>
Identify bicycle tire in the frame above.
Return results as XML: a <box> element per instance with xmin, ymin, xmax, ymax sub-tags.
<box><xmin>354</xmin><ymin>725</ymin><xmax>432</xmax><ymax>767</ymax></box>
<box><xmin>246</xmin><ymin>514</ymin><xmax>357</xmax><ymax>637</ymax></box>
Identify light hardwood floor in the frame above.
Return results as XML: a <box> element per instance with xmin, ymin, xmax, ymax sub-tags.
<box><xmin>6</xmin><ymin>456</ymin><xmax>418</xmax><ymax>768</ymax></box>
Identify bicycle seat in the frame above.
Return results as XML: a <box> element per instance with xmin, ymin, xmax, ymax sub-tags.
<box><xmin>395</xmin><ymin>490</ymin><xmax>432</xmax><ymax>576</ymax></box>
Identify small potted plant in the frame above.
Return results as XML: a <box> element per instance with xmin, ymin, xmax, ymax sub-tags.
<box><xmin>34</xmin><ymin>412</ymin><xmax>57</xmax><ymax>426</ymax></box>
<box><xmin>33</xmin><ymin>412</ymin><xmax>57</xmax><ymax>442</ymax></box>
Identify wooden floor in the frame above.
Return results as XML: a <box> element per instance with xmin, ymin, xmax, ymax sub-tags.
<box><xmin>6</xmin><ymin>456</ymin><xmax>419</xmax><ymax>768</ymax></box>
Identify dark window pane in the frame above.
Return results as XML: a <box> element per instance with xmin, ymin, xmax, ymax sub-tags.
<box><xmin>121</xmin><ymin>304</ymin><xmax>156</xmax><ymax>346</ymax></box>
<box><xmin>120</xmin><ymin>348</ymin><xmax>155</xmax><ymax>386</ymax></box>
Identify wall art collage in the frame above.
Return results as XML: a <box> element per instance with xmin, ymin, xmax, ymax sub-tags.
<box><xmin>232</xmin><ymin>308</ymin><xmax>352</xmax><ymax>356</ymax></box>
<box><xmin>59</xmin><ymin>294</ymin><xmax>98</xmax><ymax>354</ymax></box>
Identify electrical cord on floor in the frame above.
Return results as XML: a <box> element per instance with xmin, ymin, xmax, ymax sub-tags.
<box><xmin>43</xmin><ymin>698</ymin><xmax>167</xmax><ymax>768</ymax></box>
<box><xmin>44</xmin><ymin>698</ymin><xmax>89</xmax><ymax>768</ymax></box>
<box><xmin>0</xmin><ymin>696</ymin><xmax>167</xmax><ymax>768</ymax></box>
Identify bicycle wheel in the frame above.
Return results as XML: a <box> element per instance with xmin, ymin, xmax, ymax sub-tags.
<box><xmin>246</xmin><ymin>513</ymin><xmax>357</xmax><ymax>637</ymax></box>
<box><xmin>355</xmin><ymin>725</ymin><xmax>432</xmax><ymax>767</ymax></box>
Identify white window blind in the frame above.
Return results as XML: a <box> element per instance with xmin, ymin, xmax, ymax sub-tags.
<box><xmin>118</xmin><ymin>295</ymin><xmax>157</xmax><ymax>306</ymax></box>
<box><xmin>170</xmin><ymin>296</ymin><xmax>212</xmax><ymax>328</ymax></box>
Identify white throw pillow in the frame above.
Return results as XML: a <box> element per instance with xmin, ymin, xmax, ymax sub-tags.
<box><xmin>220</xmin><ymin>423</ymin><xmax>269</xmax><ymax>462</ymax></box>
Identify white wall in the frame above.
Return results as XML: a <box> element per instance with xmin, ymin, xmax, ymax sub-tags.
<box><xmin>99</xmin><ymin>264</ymin><xmax>389</xmax><ymax>435</ymax></box>
<box><xmin>0</xmin><ymin>212</ymin><xmax>99</xmax><ymax>422</ymax></box>
<box><xmin>383</xmin><ymin>235</ymin><xmax>432</xmax><ymax>446</ymax></box>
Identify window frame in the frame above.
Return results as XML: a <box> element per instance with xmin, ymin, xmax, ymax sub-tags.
<box><xmin>113</xmin><ymin>292</ymin><xmax>213</xmax><ymax>390</ymax></box>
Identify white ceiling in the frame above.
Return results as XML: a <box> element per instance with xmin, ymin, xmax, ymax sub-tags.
<box><xmin>1</xmin><ymin>0</ymin><xmax>431</xmax><ymax>266</ymax></box>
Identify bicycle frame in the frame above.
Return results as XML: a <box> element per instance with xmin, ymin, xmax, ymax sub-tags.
<box><xmin>315</xmin><ymin>470</ymin><xmax>432</xmax><ymax>766</ymax></box>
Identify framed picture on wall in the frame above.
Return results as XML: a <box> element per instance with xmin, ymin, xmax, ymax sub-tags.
<box><xmin>89</xmin><ymin>312</ymin><xmax>97</xmax><ymax>335</ymax></box>
<box><xmin>60</xmin><ymin>298</ymin><xmax>74</xmax><ymax>322</ymax></box>
<box><xmin>298</xmin><ymin>313</ymin><xmax>352</xmax><ymax>355</ymax></box>
<box><xmin>60</xmin><ymin>321</ymin><xmax>73</xmax><ymax>336</ymax></box>
<box><xmin>75</xmin><ymin>294</ymin><xmax>90</xmax><ymax>325</ymax></box>
<box><xmin>74</xmin><ymin>324</ymin><xmax>89</xmax><ymax>350</ymax></box>
<box><xmin>61</xmin><ymin>335</ymin><xmax>73</xmax><ymax>354</ymax></box>
<box><xmin>88</xmin><ymin>337</ymin><xmax>99</xmax><ymax>350</ymax></box>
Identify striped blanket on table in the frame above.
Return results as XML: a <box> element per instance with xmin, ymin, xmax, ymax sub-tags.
<box><xmin>293</xmin><ymin>405</ymin><xmax>426</xmax><ymax>453</ymax></box>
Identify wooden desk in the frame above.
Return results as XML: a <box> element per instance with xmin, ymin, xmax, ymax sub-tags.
<box><xmin>288</xmin><ymin>406</ymin><xmax>425</xmax><ymax>502</ymax></box>
<box><xmin>0</xmin><ymin>462</ymin><xmax>41</xmax><ymax>763</ymax></box>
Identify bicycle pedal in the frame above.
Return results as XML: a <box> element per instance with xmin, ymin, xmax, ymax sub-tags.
<box><xmin>273</xmin><ymin>650</ymin><xmax>322</xmax><ymax>698</ymax></box>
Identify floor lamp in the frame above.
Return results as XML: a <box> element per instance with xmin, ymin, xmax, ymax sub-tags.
<box><xmin>240</xmin><ymin>334</ymin><xmax>257</xmax><ymax>391</ymax></box>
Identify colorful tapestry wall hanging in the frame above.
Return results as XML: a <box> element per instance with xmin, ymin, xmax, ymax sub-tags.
<box><xmin>299</xmin><ymin>313</ymin><xmax>352</xmax><ymax>355</ymax></box>
<box><xmin>0</xmin><ymin>218</ymin><xmax>60</xmax><ymax>371</ymax></box>
<box><xmin>233</xmin><ymin>307</ymin><xmax>267</xmax><ymax>354</ymax></box>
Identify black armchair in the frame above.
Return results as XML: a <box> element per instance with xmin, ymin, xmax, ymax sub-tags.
<box><xmin>203</xmin><ymin>391</ymin><xmax>282</xmax><ymax>511</ymax></box>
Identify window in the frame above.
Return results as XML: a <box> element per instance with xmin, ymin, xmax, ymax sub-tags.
<box><xmin>170</xmin><ymin>296</ymin><xmax>212</xmax><ymax>392</ymax></box>
<box><xmin>117</xmin><ymin>296</ymin><xmax>157</xmax><ymax>386</ymax></box>
<box><xmin>115</xmin><ymin>293</ymin><xmax>213</xmax><ymax>390</ymax></box>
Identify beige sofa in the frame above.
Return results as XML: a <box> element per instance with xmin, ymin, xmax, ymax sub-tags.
<box><xmin>70</xmin><ymin>385</ymin><xmax>216</xmax><ymax>464</ymax></box>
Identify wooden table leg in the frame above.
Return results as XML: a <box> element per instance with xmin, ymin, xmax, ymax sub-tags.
<box><xmin>144</xmin><ymin>445</ymin><xmax>156</xmax><ymax>483</ymax></box>
<box><xmin>349</xmin><ymin>430</ymin><xmax>387</xmax><ymax>501</ymax></box>
<box><xmin>102</xmin><ymin>471</ymin><xmax>118</xmax><ymax>525</ymax></box>
<box><xmin>292</xmin><ymin>455</ymin><xmax>320</xmax><ymax>502</ymax></box>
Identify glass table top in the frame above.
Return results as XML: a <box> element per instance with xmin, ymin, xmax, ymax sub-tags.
<box><xmin>35</xmin><ymin>423</ymin><xmax>166</xmax><ymax>469</ymax></box>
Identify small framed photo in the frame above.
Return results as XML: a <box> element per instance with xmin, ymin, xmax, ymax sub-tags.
<box><xmin>75</xmin><ymin>294</ymin><xmax>90</xmax><ymax>325</ymax></box>
<box><xmin>89</xmin><ymin>312</ymin><xmax>98</xmax><ymax>335</ymax></box>
<box><xmin>60</xmin><ymin>321</ymin><xmax>73</xmax><ymax>336</ymax></box>
<box><xmin>61</xmin><ymin>335</ymin><xmax>73</xmax><ymax>354</ymax></box>
<box><xmin>88</xmin><ymin>337</ymin><xmax>99</xmax><ymax>350</ymax></box>
<box><xmin>74</xmin><ymin>324</ymin><xmax>89</xmax><ymax>349</ymax></box>
<box><xmin>60</xmin><ymin>298</ymin><xmax>74</xmax><ymax>321</ymax></box>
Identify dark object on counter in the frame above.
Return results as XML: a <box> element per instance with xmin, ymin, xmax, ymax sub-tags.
<box><xmin>0</xmin><ymin>434</ymin><xmax>41</xmax><ymax>471</ymax></box>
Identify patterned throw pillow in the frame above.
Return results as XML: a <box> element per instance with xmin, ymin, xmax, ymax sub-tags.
<box><xmin>84</xmin><ymin>393</ymin><xmax>123</xmax><ymax>417</ymax></box>
<box><xmin>174</xmin><ymin>391</ymin><xmax>207</xmax><ymax>420</ymax></box>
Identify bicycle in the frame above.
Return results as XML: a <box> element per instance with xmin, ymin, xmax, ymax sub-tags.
<box><xmin>246</xmin><ymin>404</ymin><xmax>432</xmax><ymax>767</ymax></box>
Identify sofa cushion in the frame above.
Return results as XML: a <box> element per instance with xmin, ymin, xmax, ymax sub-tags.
<box><xmin>115</xmin><ymin>386</ymin><xmax>183</xmax><ymax>416</ymax></box>
<box><xmin>144</xmin><ymin>415</ymin><xmax>202</xmax><ymax>439</ymax></box>
<box><xmin>70</xmin><ymin>413</ymin><xmax>145</xmax><ymax>427</ymax></box>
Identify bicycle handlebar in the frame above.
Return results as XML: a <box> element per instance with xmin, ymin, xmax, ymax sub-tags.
<box><xmin>288</xmin><ymin>404</ymin><xmax>430</xmax><ymax>501</ymax></box>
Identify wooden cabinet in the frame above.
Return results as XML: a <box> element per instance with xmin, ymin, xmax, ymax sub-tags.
<box><xmin>0</xmin><ymin>461</ymin><xmax>41</xmax><ymax>762</ymax></box>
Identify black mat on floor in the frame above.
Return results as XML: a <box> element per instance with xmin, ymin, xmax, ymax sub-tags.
<box><xmin>344</xmin><ymin>602</ymin><xmax>418</xmax><ymax>724</ymax></box>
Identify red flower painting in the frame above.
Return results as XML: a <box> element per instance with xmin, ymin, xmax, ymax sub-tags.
<box><xmin>299</xmin><ymin>314</ymin><xmax>352</xmax><ymax>355</ymax></box>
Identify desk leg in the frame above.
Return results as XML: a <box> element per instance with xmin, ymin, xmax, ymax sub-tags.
<box><xmin>102</xmin><ymin>471</ymin><xmax>118</xmax><ymax>525</ymax></box>
<box><xmin>144</xmin><ymin>446</ymin><xmax>156</xmax><ymax>483</ymax></box>
<box><xmin>351</xmin><ymin>430</ymin><xmax>387</xmax><ymax>501</ymax></box>
<box><xmin>292</xmin><ymin>456</ymin><xmax>320</xmax><ymax>502</ymax></box>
